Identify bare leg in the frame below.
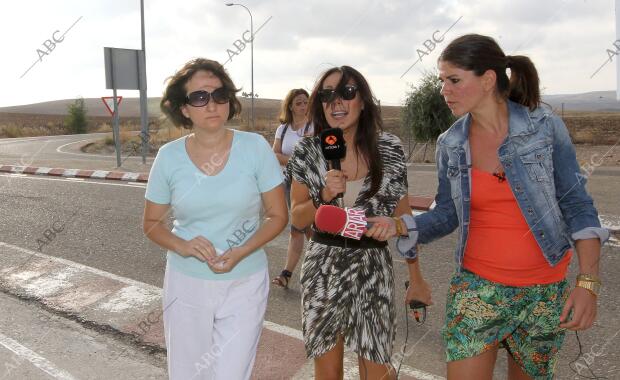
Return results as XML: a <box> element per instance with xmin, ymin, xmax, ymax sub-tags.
<box><xmin>284</xmin><ymin>229</ymin><xmax>306</xmax><ymax>272</ymax></box>
<box><xmin>358</xmin><ymin>356</ymin><xmax>395</xmax><ymax>380</ymax></box>
<box><xmin>446</xmin><ymin>345</ymin><xmax>499</xmax><ymax>380</ymax></box>
<box><xmin>314</xmin><ymin>336</ymin><xmax>345</xmax><ymax>380</ymax></box>
<box><xmin>507</xmin><ymin>351</ymin><xmax>533</xmax><ymax>380</ymax></box>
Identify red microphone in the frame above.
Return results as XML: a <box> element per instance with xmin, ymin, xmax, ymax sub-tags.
<box><xmin>315</xmin><ymin>205</ymin><xmax>373</xmax><ymax>240</ymax></box>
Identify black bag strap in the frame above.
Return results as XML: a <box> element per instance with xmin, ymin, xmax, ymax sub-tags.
<box><xmin>280</xmin><ymin>124</ymin><xmax>289</xmax><ymax>139</ymax></box>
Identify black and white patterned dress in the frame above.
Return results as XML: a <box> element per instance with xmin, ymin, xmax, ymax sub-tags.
<box><xmin>288</xmin><ymin>132</ymin><xmax>408</xmax><ymax>364</ymax></box>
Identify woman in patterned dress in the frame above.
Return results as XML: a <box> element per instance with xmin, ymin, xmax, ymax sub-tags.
<box><xmin>288</xmin><ymin>65</ymin><xmax>433</xmax><ymax>379</ymax></box>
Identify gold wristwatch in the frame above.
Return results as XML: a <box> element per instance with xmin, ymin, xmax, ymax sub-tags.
<box><xmin>576</xmin><ymin>273</ymin><xmax>601</xmax><ymax>297</ymax></box>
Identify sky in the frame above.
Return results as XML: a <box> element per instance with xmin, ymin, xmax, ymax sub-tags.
<box><xmin>0</xmin><ymin>0</ymin><xmax>617</xmax><ymax>109</ymax></box>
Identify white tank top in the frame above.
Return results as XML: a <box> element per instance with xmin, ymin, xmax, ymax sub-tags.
<box><xmin>343</xmin><ymin>177</ymin><xmax>365</xmax><ymax>207</ymax></box>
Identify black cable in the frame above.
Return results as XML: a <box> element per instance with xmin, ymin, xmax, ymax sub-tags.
<box><xmin>568</xmin><ymin>331</ymin><xmax>607</xmax><ymax>380</ymax></box>
<box><xmin>397</xmin><ymin>281</ymin><xmax>427</xmax><ymax>379</ymax></box>
<box><xmin>396</xmin><ymin>299</ymin><xmax>409</xmax><ymax>378</ymax></box>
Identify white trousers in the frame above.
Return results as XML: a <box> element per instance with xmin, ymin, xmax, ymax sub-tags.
<box><xmin>163</xmin><ymin>263</ymin><xmax>269</xmax><ymax>380</ymax></box>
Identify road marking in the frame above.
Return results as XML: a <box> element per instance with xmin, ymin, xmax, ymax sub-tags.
<box><xmin>0</xmin><ymin>242</ymin><xmax>445</xmax><ymax>380</ymax></box>
<box><xmin>0</xmin><ymin>173</ymin><xmax>146</xmax><ymax>189</ymax></box>
<box><xmin>55</xmin><ymin>138</ymin><xmax>154</xmax><ymax>161</ymax></box>
<box><xmin>0</xmin><ymin>242</ymin><xmax>161</xmax><ymax>294</ymax></box>
<box><xmin>0</xmin><ymin>332</ymin><xmax>78</xmax><ymax>380</ymax></box>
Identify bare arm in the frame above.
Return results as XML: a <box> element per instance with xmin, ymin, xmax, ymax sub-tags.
<box><xmin>560</xmin><ymin>238</ymin><xmax>601</xmax><ymax>330</ymax></box>
<box><xmin>272</xmin><ymin>138</ymin><xmax>289</xmax><ymax>166</ymax></box>
<box><xmin>214</xmin><ymin>185</ymin><xmax>288</xmax><ymax>272</ymax></box>
<box><xmin>142</xmin><ymin>200</ymin><xmax>215</xmax><ymax>262</ymax></box>
<box><xmin>238</xmin><ymin>184</ymin><xmax>289</xmax><ymax>258</ymax></box>
<box><xmin>290</xmin><ymin>179</ymin><xmax>316</xmax><ymax>230</ymax></box>
<box><xmin>391</xmin><ymin>196</ymin><xmax>433</xmax><ymax>306</ymax></box>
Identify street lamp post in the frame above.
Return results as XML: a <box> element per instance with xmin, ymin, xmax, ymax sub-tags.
<box><xmin>226</xmin><ymin>3</ymin><xmax>254</xmax><ymax>129</ymax></box>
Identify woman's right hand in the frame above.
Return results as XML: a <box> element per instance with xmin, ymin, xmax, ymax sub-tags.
<box><xmin>321</xmin><ymin>169</ymin><xmax>346</xmax><ymax>202</ymax></box>
<box><xmin>176</xmin><ymin>236</ymin><xmax>218</xmax><ymax>264</ymax></box>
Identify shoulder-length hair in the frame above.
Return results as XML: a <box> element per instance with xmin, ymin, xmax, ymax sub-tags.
<box><xmin>160</xmin><ymin>58</ymin><xmax>242</xmax><ymax>129</ymax></box>
<box><xmin>279</xmin><ymin>88</ymin><xmax>309</xmax><ymax>125</ymax></box>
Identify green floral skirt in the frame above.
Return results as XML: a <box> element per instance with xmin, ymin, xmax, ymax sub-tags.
<box><xmin>442</xmin><ymin>269</ymin><xmax>569</xmax><ymax>380</ymax></box>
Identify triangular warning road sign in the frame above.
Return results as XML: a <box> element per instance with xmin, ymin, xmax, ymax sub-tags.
<box><xmin>101</xmin><ymin>96</ymin><xmax>123</xmax><ymax>116</ymax></box>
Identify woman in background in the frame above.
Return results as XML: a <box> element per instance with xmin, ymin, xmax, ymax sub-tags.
<box><xmin>272</xmin><ymin>88</ymin><xmax>314</xmax><ymax>288</ymax></box>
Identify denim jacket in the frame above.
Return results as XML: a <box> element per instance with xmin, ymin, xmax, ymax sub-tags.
<box><xmin>397</xmin><ymin>101</ymin><xmax>609</xmax><ymax>269</ymax></box>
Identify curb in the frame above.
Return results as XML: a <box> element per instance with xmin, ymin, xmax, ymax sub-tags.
<box><xmin>0</xmin><ymin>165</ymin><xmax>148</xmax><ymax>183</ymax></box>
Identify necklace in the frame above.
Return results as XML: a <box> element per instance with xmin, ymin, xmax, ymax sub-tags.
<box><xmin>291</xmin><ymin>121</ymin><xmax>306</xmax><ymax>137</ymax></box>
<box><xmin>492</xmin><ymin>163</ymin><xmax>506</xmax><ymax>183</ymax></box>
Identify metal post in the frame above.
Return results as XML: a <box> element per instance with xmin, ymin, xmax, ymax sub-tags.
<box><xmin>139</xmin><ymin>0</ymin><xmax>149</xmax><ymax>164</ymax></box>
<box><xmin>227</xmin><ymin>3</ymin><xmax>254</xmax><ymax>129</ymax></box>
<box><xmin>112</xmin><ymin>88</ymin><xmax>122</xmax><ymax>168</ymax></box>
<box><xmin>250</xmin><ymin>11</ymin><xmax>254</xmax><ymax>130</ymax></box>
<box><xmin>616</xmin><ymin>0</ymin><xmax>620</xmax><ymax>100</ymax></box>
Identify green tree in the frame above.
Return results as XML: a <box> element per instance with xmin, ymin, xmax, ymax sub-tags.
<box><xmin>402</xmin><ymin>71</ymin><xmax>455</xmax><ymax>143</ymax></box>
<box><xmin>65</xmin><ymin>98</ymin><xmax>88</xmax><ymax>134</ymax></box>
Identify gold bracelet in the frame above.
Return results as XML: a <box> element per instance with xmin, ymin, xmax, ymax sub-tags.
<box><xmin>577</xmin><ymin>273</ymin><xmax>601</xmax><ymax>284</ymax></box>
<box><xmin>392</xmin><ymin>217</ymin><xmax>403</xmax><ymax>236</ymax></box>
<box><xmin>576</xmin><ymin>279</ymin><xmax>601</xmax><ymax>297</ymax></box>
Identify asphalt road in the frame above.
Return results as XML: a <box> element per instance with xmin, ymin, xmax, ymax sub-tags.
<box><xmin>0</xmin><ymin>133</ymin><xmax>619</xmax><ymax>379</ymax></box>
<box><xmin>0</xmin><ymin>133</ymin><xmax>153</xmax><ymax>173</ymax></box>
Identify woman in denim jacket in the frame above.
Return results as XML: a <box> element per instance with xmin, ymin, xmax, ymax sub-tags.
<box><xmin>396</xmin><ymin>34</ymin><xmax>609</xmax><ymax>380</ymax></box>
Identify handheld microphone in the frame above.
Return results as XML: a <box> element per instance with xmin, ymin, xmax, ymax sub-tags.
<box><xmin>315</xmin><ymin>205</ymin><xmax>374</xmax><ymax>240</ymax></box>
<box><xmin>319</xmin><ymin>128</ymin><xmax>346</xmax><ymax>199</ymax></box>
<box><xmin>404</xmin><ymin>280</ymin><xmax>428</xmax><ymax>323</ymax></box>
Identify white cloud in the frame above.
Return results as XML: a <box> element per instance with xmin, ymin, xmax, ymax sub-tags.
<box><xmin>0</xmin><ymin>0</ymin><xmax>616</xmax><ymax>108</ymax></box>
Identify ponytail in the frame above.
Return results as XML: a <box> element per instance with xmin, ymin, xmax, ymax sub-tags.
<box><xmin>439</xmin><ymin>34</ymin><xmax>541</xmax><ymax>111</ymax></box>
<box><xmin>506</xmin><ymin>55</ymin><xmax>540</xmax><ymax>110</ymax></box>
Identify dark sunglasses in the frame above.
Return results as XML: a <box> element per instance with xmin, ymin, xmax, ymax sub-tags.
<box><xmin>185</xmin><ymin>88</ymin><xmax>229</xmax><ymax>107</ymax></box>
<box><xmin>317</xmin><ymin>85</ymin><xmax>358</xmax><ymax>103</ymax></box>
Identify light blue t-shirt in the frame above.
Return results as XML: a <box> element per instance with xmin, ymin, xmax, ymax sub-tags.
<box><xmin>145</xmin><ymin>129</ymin><xmax>282</xmax><ymax>280</ymax></box>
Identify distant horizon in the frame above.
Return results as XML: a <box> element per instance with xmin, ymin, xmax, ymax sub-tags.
<box><xmin>0</xmin><ymin>89</ymin><xmax>618</xmax><ymax>110</ymax></box>
<box><xmin>1</xmin><ymin>1</ymin><xmax>617</xmax><ymax>109</ymax></box>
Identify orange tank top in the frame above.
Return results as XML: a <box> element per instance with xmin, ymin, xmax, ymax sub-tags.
<box><xmin>462</xmin><ymin>168</ymin><xmax>571</xmax><ymax>286</ymax></box>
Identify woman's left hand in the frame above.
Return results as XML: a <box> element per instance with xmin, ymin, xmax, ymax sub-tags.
<box><xmin>210</xmin><ymin>247</ymin><xmax>245</xmax><ymax>273</ymax></box>
<box><xmin>406</xmin><ymin>278</ymin><xmax>434</xmax><ymax>307</ymax></box>
<box><xmin>365</xmin><ymin>216</ymin><xmax>397</xmax><ymax>241</ymax></box>
<box><xmin>559</xmin><ymin>287</ymin><xmax>597</xmax><ymax>331</ymax></box>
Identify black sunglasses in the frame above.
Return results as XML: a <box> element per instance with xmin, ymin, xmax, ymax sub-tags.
<box><xmin>317</xmin><ymin>85</ymin><xmax>358</xmax><ymax>103</ymax></box>
<box><xmin>185</xmin><ymin>88</ymin><xmax>229</xmax><ymax>107</ymax></box>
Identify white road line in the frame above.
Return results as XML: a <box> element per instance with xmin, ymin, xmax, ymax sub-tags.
<box><xmin>0</xmin><ymin>242</ymin><xmax>445</xmax><ymax>380</ymax></box>
<box><xmin>0</xmin><ymin>242</ymin><xmax>161</xmax><ymax>294</ymax></box>
<box><xmin>0</xmin><ymin>173</ymin><xmax>145</xmax><ymax>188</ymax></box>
<box><xmin>55</xmin><ymin>138</ymin><xmax>154</xmax><ymax>161</ymax></box>
<box><xmin>0</xmin><ymin>133</ymin><xmax>109</xmax><ymax>143</ymax></box>
<box><xmin>262</xmin><ymin>320</ymin><xmax>304</xmax><ymax>340</ymax></box>
<box><xmin>0</xmin><ymin>332</ymin><xmax>78</xmax><ymax>380</ymax></box>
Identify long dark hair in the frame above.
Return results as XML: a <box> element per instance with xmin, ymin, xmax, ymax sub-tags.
<box><xmin>308</xmin><ymin>65</ymin><xmax>383</xmax><ymax>200</ymax></box>
<box><xmin>438</xmin><ymin>34</ymin><xmax>541</xmax><ymax>110</ymax></box>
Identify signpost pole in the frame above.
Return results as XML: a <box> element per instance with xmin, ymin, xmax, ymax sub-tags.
<box><xmin>139</xmin><ymin>0</ymin><xmax>148</xmax><ymax>164</ymax></box>
<box><xmin>112</xmin><ymin>89</ymin><xmax>121</xmax><ymax>168</ymax></box>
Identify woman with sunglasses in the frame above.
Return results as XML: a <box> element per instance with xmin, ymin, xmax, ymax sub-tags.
<box><xmin>271</xmin><ymin>88</ymin><xmax>314</xmax><ymax>288</ymax></box>
<box><xmin>287</xmin><ymin>65</ymin><xmax>432</xmax><ymax>379</ymax></box>
<box><xmin>397</xmin><ymin>34</ymin><xmax>608</xmax><ymax>379</ymax></box>
<box><xmin>143</xmin><ymin>58</ymin><xmax>287</xmax><ymax>380</ymax></box>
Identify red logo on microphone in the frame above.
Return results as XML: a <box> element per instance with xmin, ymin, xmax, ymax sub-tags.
<box><xmin>325</xmin><ymin>135</ymin><xmax>338</xmax><ymax>145</ymax></box>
